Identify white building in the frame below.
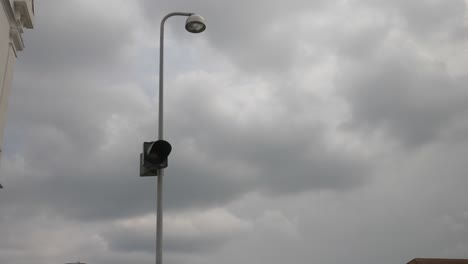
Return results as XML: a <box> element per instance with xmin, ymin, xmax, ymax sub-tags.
<box><xmin>0</xmin><ymin>0</ymin><xmax>34</xmax><ymax>159</ymax></box>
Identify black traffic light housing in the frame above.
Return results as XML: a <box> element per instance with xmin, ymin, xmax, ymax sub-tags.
<box><xmin>140</xmin><ymin>140</ymin><xmax>172</xmax><ymax>177</ymax></box>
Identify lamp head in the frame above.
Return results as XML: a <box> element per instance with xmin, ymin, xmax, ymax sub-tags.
<box><xmin>185</xmin><ymin>14</ymin><xmax>206</xmax><ymax>33</ymax></box>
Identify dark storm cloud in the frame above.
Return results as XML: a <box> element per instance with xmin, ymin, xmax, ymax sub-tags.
<box><xmin>103</xmin><ymin>225</ymin><xmax>228</xmax><ymax>254</ymax></box>
<box><xmin>2</xmin><ymin>0</ymin><xmax>468</xmax><ymax>263</ymax></box>
<box><xmin>103</xmin><ymin>228</ymin><xmax>154</xmax><ymax>254</ymax></box>
<box><xmin>18</xmin><ymin>1</ymin><xmax>136</xmax><ymax>76</ymax></box>
<box><xmin>1</xmin><ymin>67</ymin><xmax>371</xmax><ymax>222</ymax></box>
<box><xmin>1</xmin><ymin>0</ymin><xmax>373</xmax><ymax>224</ymax></box>
<box><xmin>0</xmin><ymin>0</ymin><xmax>155</xmax><ymax>222</ymax></box>
<box><xmin>162</xmin><ymin>71</ymin><xmax>371</xmax><ymax>202</ymax></box>
<box><xmin>1</xmin><ymin>0</ymin><xmax>464</xmax><ymax>226</ymax></box>
<box><xmin>337</xmin><ymin>45</ymin><xmax>468</xmax><ymax>148</ymax></box>
<box><xmin>5</xmin><ymin>0</ymin><xmax>145</xmax><ymax>155</ymax></box>
<box><xmin>0</xmin><ymin>124</ymin><xmax>155</xmax><ymax>221</ymax></box>
<box><xmin>167</xmin><ymin>99</ymin><xmax>369</xmax><ymax>197</ymax></box>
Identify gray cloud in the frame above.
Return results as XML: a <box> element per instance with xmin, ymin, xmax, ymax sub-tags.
<box><xmin>103</xmin><ymin>223</ymin><xmax>228</xmax><ymax>255</ymax></box>
<box><xmin>103</xmin><ymin>228</ymin><xmax>154</xmax><ymax>254</ymax></box>
<box><xmin>139</xmin><ymin>0</ymin><xmax>331</xmax><ymax>74</ymax></box>
<box><xmin>18</xmin><ymin>1</ymin><xmax>137</xmax><ymax>77</ymax></box>
<box><xmin>361</xmin><ymin>0</ymin><xmax>467</xmax><ymax>38</ymax></box>
<box><xmin>337</xmin><ymin>45</ymin><xmax>468</xmax><ymax>148</ymax></box>
<box><xmin>1</xmin><ymin>64</ymin><xmax>371</xmax><ymax>222</ymax></box>
<box><xmin>101</xmin><ymin>209</ymin><xmax>250</xmax><ymax>256</ymax></box>
<box><xmin>2</xmin><ymin>0</ymin><xmax>468</xmax><ymax>263</ymax></box>
<box><xmin>1</xmin><ymin>0</ymin><xmax>373</xmax><ymax>223</ymax></box>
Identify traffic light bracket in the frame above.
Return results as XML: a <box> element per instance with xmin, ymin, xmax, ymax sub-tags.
<box><xmin>139</xmin><ymin>140</ymin><xmax>171</xmax><ymax>177</ymax></box>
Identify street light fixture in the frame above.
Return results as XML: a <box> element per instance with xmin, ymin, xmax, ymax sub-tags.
<box><xmin>140</xmin><ymin>12</ymin><xmax>206</xmax><ymax>264</ymax></box>
<box><xmin>185</xmin><ymin>14</ymin><xmax>206</xmax><ymax>33</ymax></box>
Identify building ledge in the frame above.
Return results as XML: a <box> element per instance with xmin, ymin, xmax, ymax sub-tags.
<box><xmin>10</xmin><ymin>28</ymin><xmax>24</xmax><ymax>53</ymax></box>
<box><xmin>1</xmin><ymin>0</ymin><xmax>33</xmax><ymax>53</ymax></box>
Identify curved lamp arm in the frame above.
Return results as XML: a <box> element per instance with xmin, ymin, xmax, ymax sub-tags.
<box><xmin>158</xmin><ymin>12</ymin><xmax>193</xmax><ymax>140</ymax></box>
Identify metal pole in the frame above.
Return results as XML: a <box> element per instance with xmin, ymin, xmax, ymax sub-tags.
<box><xmin>156</xmin><ymin>169</ymin><xmax>163</xmax><ymax>264</ymax></box>
<box><xmin>157</xmin><ymin>12</ymin><xmax>192</xmax><ymax>264</ymax></box>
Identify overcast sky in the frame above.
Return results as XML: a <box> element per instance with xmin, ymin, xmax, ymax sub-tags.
<box><xmin>2</xmin><ymin>0</ymin><xmax>468</xmax><ymax>263</ymax></box>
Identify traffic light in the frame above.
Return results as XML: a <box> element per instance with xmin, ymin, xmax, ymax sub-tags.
<box><xmin>140</xmin><ymin>140</ymin><xmax>172</xmax><ymax>177</ymax></box>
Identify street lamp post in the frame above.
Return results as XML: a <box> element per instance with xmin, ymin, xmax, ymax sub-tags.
<box><xmin>140</xmin><ymin>12</ymin><xmax>206</xmax><ymax>264</ymax></box>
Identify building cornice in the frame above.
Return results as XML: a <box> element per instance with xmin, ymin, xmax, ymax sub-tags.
<box><xmin>9</xmin><ymin>29</ymin><xmax>22</xmax><ymax>55</ymax></box>
<box><xmin>1</xmin><ymin>0</ymin><xmax>16</xmax><ymax>26</ymax></box>
<box><xmin>1</xmin><ymin>0</ymin><xmax>34</xmax><ymax>53</ymax></box>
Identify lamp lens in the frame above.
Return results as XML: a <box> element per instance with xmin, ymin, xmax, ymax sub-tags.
<box><xmin>186</xmin><ymin>21</ymin><xmax>206</xmax><ymax>33</ymax></box>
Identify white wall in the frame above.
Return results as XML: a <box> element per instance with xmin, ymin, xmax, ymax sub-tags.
<box><xmin>0</xmin><ymin>0</ymin><xmax>17</xmax><ymax>159</ymax></box>
<box><xmin>0</xmin><ymin>0</ymin><xmax>33</xmax><ymax>159</ymax></box>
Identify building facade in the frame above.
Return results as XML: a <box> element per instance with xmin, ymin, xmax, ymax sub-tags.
<box><xmin>0</xmin><ymin>0</ymin><xmax>33</xmax><ymax>159</ymax></box>
<box><xmin>408</xmin><ymin>259</ymin><xmax>468</xmax><ymax>264</ymax></box>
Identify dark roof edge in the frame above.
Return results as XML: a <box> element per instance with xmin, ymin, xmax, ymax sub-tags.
<box><xmin>409</xmin><ymin>258</ymin><xmax>468</xmax><ymax>264</ymax></box>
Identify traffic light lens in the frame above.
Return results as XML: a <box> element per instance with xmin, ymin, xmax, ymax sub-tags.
<box><xmin>152</xmin><ymin>140</ymin><xmax>172</xmax><ymax>157</ymax></box>
<box><xmin>144</xmin><ymin>140</ymin><xmax>172</xmax><ymax>166</ymax></box>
